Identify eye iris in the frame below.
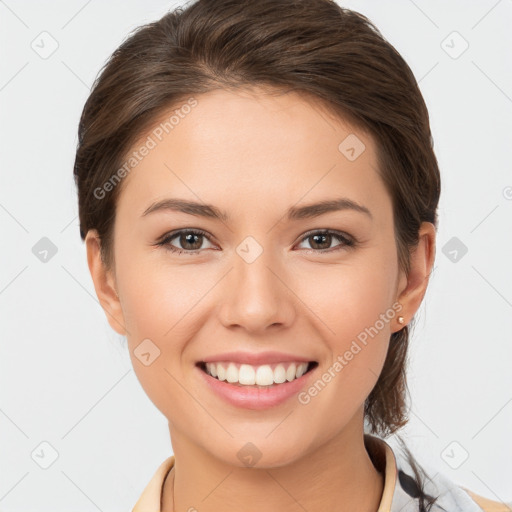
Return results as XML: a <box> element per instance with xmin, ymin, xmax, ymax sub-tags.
<box><xmin>180</xmin><ymin>232</ymin><xmax>202</xmax><ymax>250</ymax></box>
<box><xmin>310</xmin><ymin>233</ymin><xmax>331</xmax><ymax>250</ymax></box>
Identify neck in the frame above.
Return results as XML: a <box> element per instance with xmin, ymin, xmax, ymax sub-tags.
<box><xmin>161</xmin><ymin>414</ymin><xmax>384</xmax><ymax>512</ymax></box>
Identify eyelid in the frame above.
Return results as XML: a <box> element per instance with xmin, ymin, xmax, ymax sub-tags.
<box><xmin>156</xmin><ymin>228</ymin><xmax>216</xmax><ymax>253</ymax></box>
<box><xmin>157</xmin><ymin>227</ymin><xmax>211</xmax><ymax>244</ymax></box>
<box><xmin>294</xmin><ymin>229</ymin><xmax>356</xmax><ymax>251</ymax></box>
<box><xmin>297</xmin><ymin>228</ymin><xmax>353</xmax><ymax>243</ymax></box>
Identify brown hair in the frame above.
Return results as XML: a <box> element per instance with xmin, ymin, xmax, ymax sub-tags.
<box><xmin>73</xmin><ymin>0</ymin><xmax>440</xmax><ymax>441</ymax></box>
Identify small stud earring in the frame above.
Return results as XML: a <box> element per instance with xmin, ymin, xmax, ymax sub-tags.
<box><xmin>397</xmin><ymin>316</ymin><xmax>405</xmax><ymax>325</ymax></box>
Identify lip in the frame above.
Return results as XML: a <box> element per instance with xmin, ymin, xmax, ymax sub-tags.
<box><xmin>199</xmin><ymin>351</ymin><xmax>314</xmax><ymax>366</ymax></box>
<box><xmin>196</xmin><ymin>361</ymin><xmax>318</xmax><ymax>410</ymax></box>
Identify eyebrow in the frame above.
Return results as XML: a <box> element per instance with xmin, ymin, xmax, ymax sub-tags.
<box><xmin>141</xmin><ymin>197</ymin><xmax>373</xmax><ymax>222</ymax></box>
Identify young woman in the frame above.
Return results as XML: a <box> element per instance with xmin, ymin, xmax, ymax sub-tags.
<box><xmin>73</xmin><ymin>1</ymin><xmax>507</xmax><ymax>510</ymax></box>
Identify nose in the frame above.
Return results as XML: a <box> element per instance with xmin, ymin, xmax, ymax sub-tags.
<box><xmin>218</xmin><ymin>246</ymin><xmax>296</xmax><ymax>334</ymax></box>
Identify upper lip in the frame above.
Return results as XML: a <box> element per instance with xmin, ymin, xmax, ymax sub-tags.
<box><xmin>199</xmin><ymin>351</ymin><xmax>315</xmax><ymax>366</ymax></box>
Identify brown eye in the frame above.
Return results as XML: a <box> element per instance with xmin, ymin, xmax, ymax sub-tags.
<box><xmin>157</xmin><ymin>229</ymin><xmax>214</xmax><ymax>254</ymax></box>
<box><xmin>177</xmin><ymin>232</ymin><xmax>203</xmax><ymax>250</ymax></box>
<box><xmin>297</xmin><ymin>230</ymin><xmax>355</xmax><ymax>252</ymax></box>
<box><xmin>309</xmin><ymin>233</ymin><xmax>333</xmax><ymax>250</ymax></box>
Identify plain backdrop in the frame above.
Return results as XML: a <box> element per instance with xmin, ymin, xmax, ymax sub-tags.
<box><xmin>1</xmin><ymin>0</ymin><xmax>511</xmax><ymax>510</ymax></box>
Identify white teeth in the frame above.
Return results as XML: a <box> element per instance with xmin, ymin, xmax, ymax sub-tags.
<box><xmin>255</xmin><ymin>365</ymin><xmax>274</xmax><ymax>386</ymax></box>
<box><xmin>296</xmin><ymin>363</ymin><xmax>307</xmax><ymax>379</ymax></box>
<box><xmin>215</xmin><ymin>363</ymin><xmax>226</xmax><ymax>381</ymax></box>
<box><xmin>273</xmin><ymin>364</ymin><xmax>287</xmax><ymax>384</ymax></box>
<box><xmin>204</xmin><ymin>361</ymin><xmax>310</xmax><ymax>386</ymax></box>
<box><xmin>226</xmin><ymin>363</ymin><xmax>239</xmax><ymax>383</ymax></box>
<box><xmin>286</xmin><ymin>364</ymin><xmax>296</xmax><ymax>382</ymax></box>
<box><xmin>239</xmin><ymin>364</ymin><xmax>256</xmax><ymax>385</ymax></box>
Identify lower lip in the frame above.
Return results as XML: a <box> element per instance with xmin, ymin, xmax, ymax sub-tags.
<box><xmin>197</xmin><ymin>364</ymin><xmax>316</xmax><ymax>410</ymax></box>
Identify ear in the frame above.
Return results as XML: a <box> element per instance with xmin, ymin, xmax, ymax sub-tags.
<box><xmin>85</xmin><ymin>230</ymin><xmax>127</xmax><ymax>336</ymax></box>
<box><xmin>394</xmin><ymin>221</ymin><xmax>436</xmax><ymax>332</ymax></box>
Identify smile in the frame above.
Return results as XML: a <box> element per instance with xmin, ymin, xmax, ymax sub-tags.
<box><xmin>198</xmin><ymin>361</ymin><xmax>317</xmax><ymax>387</ymax></box>
<box><xmin>196</xmin><ymin>361</ymin><xmax>319</xmax><ymax>410</ymax></box>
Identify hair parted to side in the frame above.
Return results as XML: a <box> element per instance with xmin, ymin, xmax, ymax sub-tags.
<box><xmin>74</xmin><ymin>0</ymin><xmax>440</xmax><ymax>443</ymax></box>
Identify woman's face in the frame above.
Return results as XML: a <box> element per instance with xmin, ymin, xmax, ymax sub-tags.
<box><xmin>88</xmin><ymin>87</ymin><xmax>421</xmax><ymax>467</ymax></box>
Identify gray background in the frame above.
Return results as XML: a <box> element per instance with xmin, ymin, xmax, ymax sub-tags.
<box><xmin>1</xmin><ymin>0</ymin><xmax>511</xmax><ymax>510</ymax></box>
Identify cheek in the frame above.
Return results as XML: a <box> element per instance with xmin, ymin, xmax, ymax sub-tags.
<box><xmin>291</xmin><ymin>250</ymin><xmax>396</xmax><ymax>400</ymax></box>
<box><xmin>116</xmin><ymin>252</ymin><xmax>214</xmax><ymax>413</ymax></box>
<box><xmin>296</xmin><ymin>264</ymin><xmax>393</xmax><ymax>429</ymax></box>
<box><xmin>293</xmin><ymin>254</ymin><xmax>397</xmax><ymax>343</ymax></box>
<box><xmin>117</xmin><ymin>260</ymin><xmax>199</xmax><ymax>416</ymax></box>
<box><xmin>116</xmin><ymin>245</ymin><xmax>209</xmax><ymax>341</ymax></box>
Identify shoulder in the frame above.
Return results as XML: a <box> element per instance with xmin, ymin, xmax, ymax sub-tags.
<box><xmin>394</xmin><ymin>462</ymin><xmax>510</xmax><ymax>512</ymax></box>
<box><xmin>375</xmin><ymin>435</ymin><xmax>510</xmax><ymax>512</ymax></box>
<box><xmin>462</xmin><ymin>487</ymin><xmax>512</xmax><ymax>512</ymax></box>
<box><xmin>132</xmin><ymin>455</ymin><xmax>175</xmax><ymax>512</ymax></box>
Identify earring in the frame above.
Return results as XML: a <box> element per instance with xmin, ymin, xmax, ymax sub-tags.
<box><xmin>397</xmin><ymin>316</ymin><xmax>405</xmax><ymax>325</ymax></box>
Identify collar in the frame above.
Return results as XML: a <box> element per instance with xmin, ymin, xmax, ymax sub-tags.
<box><xmin>132</xmin><ymin>434</ymin><xmax>396</xmax><ymax>512</ymax></box>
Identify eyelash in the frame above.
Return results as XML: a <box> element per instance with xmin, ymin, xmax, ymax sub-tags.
<box><xmin>155</xmin><ymin>228</ymin><xmax>356</xmax><ymax>255</ymax></box>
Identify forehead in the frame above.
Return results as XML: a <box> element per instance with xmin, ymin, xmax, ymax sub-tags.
<box><xmin>116</xmin><ymin>87</ymin><xmax>389</xmax><ymax>222</ymax></box>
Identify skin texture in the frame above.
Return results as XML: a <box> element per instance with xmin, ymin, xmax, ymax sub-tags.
<box><xmin>86</xmin><ymin>87</ymin><xmax>436</xmax><ymax>511</ymax></box>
